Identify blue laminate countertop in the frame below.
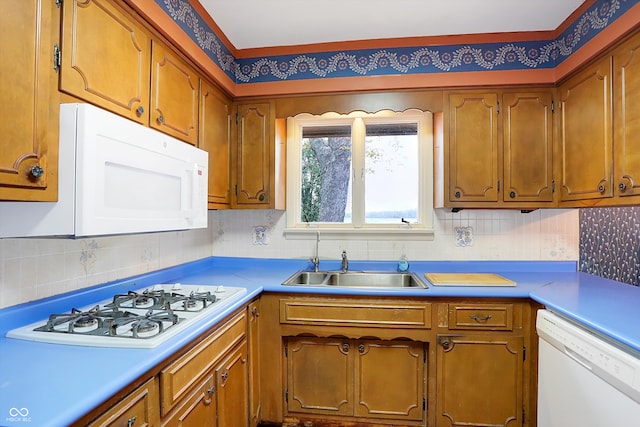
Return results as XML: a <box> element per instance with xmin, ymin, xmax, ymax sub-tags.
<box><xmin>1</xmin><ymin>256</ymin><xmax>639</xmax><ymax>427</ymax></box>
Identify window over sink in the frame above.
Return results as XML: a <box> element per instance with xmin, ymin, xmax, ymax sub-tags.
<box><xmin>285</xmin><ymin>109</ymin><xmax>434</xmax><ymax>240</ymax></box>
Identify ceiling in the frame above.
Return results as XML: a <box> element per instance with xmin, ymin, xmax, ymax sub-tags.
<box><xmin>200</xmin><ymin>0</ymin><xmax>586</xmax><ymax>50</ymax></box>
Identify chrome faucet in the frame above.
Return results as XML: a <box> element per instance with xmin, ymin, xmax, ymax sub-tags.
<box><xmin>310</xmin><ymin>231</ymin><xmax>320</xmax><ymax>272</ymax></box>
<box><xmin>341</xmin><ymin>250</ymin><xmax>349</xmax><ymax>272</ymax></box>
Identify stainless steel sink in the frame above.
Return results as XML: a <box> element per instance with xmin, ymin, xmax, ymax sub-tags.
<box><xmin>282</xmin><ymin>270</ymin><xmax>428</xmax><ymax>289</ymax></box>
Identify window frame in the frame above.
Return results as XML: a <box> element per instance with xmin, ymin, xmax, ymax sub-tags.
<box><xmin>284</xmin><ymin>109</ymin><xmax>434</xmax><ymax>240</ymax></box>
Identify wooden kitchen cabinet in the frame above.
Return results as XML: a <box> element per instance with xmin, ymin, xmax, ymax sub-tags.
<box><xmin>435</xmin><ymin>334</ymin><xmax>524</xmax><ymax>427</ymax></box>
<box><xmin>232</xmin><ymin>101</ymin><xmax>285</xmax><ymax>209</ymax></box>
<box><xmin>0</xmin><ymin>0</ymin><xmax>59</xmax><ymax>201</ymax></box>
<box><xmin>613</xmin><ymin>32</ymin><xmax>640</xmax><ymax>199</ymax></box>
<box><xmin>558</xmin><ymin>55</ymin><xmax>613</xmax><ymax>204</ymax></box>
<box><xmin>88</xmin><ymin>377</ymin><xmax>160</xmax><ymax>427</ymax></box>
<box><xmin>248</xmin><ymin>300</ymin><xmax>262</xmax><ymax>427</ymax></box>
<box><xmin>215</xmin><ymin>341</ymin><xmax>250</xmax><ymax>426</ymax></box>
<box><xmin>161</xmin><ymin>374</ymin><xmax>216</xmax><ymax>427</ymax></box>
<box><xmin>59</xmin><ymin>0</ymin><xmax>151</xmax><ymax>124</ymax></box>
<box><xmin>441</xmin><ymin>90</ymin><xmax>554</xmax><ymax>209</ymax></box>
<box><xmin>200</xmin><ymin>80</ymin><xmax>233</xmax><ymax>208</ymax></box>
<box><xmin>150</xmin><ymin>42</ymin><xmax>199</xmax><ymax>145</ymax></box>
<box><xmin>286</xmin><ymin>337</ymin><xmax>425</xmax><ymax>422</ymax></box>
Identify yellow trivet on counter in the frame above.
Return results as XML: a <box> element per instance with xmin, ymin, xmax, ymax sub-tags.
<box><xmin>424</xmin><ymin>273</ymin><xmax>516</xmax><ymax>287</ymax></box>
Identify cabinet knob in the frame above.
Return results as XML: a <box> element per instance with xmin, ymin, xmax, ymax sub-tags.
<box><xmin>598</xmin><ymin>184</ymin><xmax>605</xmax><ymax>193</ymax></box>
<box><xmin>342</xmin><ymin>343</ymin><xmax>350</xmax><ymax>353</ymax></box>
<box><xmin>454</xmin><ymin>191</ymin><xmax>461</xmax><ymax>199</ymax></box>
<box><xmin>135</xmin><ymin>106</ymin><xmax>144</xmax><ymax>116</ymax></box>
<box><xmin>126</xmin><ymin>416</ymin><xmax>137</xmax><ymax>427</ymax></box>
<box><xmin>252</xmin><ymin>307</ymin><xmax>260</xmax><ymax>317</ymax></box>
<box><xmin>358</xmin><ymin>344</ymin><xmax>365</xmax><ymax>353</ymax></box>
<box><xmin>221</xmin><ymin>370</ymin><xmax>229</xmax><ymax>383</ymax></box>
<box><xmin>157</xmin><ymin>115</ymin><xmax>165</xmax><ymax>124</ymax></box>
<box><xmin>619</xmin><ymin>182</ymin><xmax>627</xmax><ymax>191</ymax></box>
<box><xmin>258</xmin><ymin>193</ymin><xmax>265</xmax><ymax>201</ymax></box>
<box><xmin>30</xmin><ymin>165</ymin><xmax>44</xmax><ymax>179</ymax></box>
<box><xmin>440</xmin><ymin>338</ymin><xmax>451</xmax><ymax>350</ymax></box>
<box><xmin>509</xmin><ymin>191</ymin><xmax>516</xmax><ymax>198</ymax></box>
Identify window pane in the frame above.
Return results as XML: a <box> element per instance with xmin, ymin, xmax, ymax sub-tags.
<box><xmin>364</xmin><ymin>124</ymin><xmax>418</xmax><ymax>224</ymax></box>
<box><xmin>301</xmin><ymin>127</ymin><xmax>352</xmax><ymax>223</ymax></box>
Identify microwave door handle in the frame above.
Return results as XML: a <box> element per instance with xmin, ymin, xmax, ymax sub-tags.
<box><xmin>189</xmin><ymin>164</ymin><xmax>200</xmax><ymax>221</ymax></box>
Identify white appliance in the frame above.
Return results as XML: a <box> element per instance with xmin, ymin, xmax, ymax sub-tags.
<box><xmin>0</xmin><ymin>103</ymin><xmax>208</xmax><ymax>237</ymax></box>
<box><xmin>536</xmin><ymin>309</ymin><xmax>640</xmax><ymax>426</ymax></box>
<box><xmin>7</xmin><ymin>283</ymin><xmax>246</xmax><ymax>348</ymax></box>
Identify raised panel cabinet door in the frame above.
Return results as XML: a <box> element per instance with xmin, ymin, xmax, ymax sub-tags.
<box><xmin>447</xmin><ymin>93</ymin><xmax>500</xmax><ymax>202</ymax></box>
<box><xmin>354</xmin><ymin>340</ymin><xmax>424</xmax><ymax>422</ymax></box>
<box><xmin>161</xmin><ymin>374</ymin><xmax>216</xmax><ymax>427</ymax></box>
<box><xmin>558</xmin><ymin>56</ymin><xmax>613</xmax><ymax>202</ymax></box>
<box><xmin>502</xmin><ymin>91</ymin><xmax>554</xmax><ymax>202</ymax></box>
<box><xmin>88</xmin><ymin>377</ymin><xmax>159</xmax><ymax>427</ymax></box>
<box><xmin>286</xmin><ymin>337</ymin><xmax>354</xmax><ymax>417</ymax></box>
<box><xmin>150</xmin><ymin>42</ymin><xmax>199</xmax><ymax>145</ymax></box>
<box><xmin>199</xmin><ymin>80</ymin><xmax>232</xmax><ymax>208</ymax></box>
<box><xmin>436</xmin><ymin>335</ymin><xmax>524</xmax><ymax>427</ymax></box>
<box><xmin>0</xmin><ymin>0</ymin><xmax>58</xmax><ymax>200</ymax></box>
<box><xmin>60</xmin><ymin>0</ymin><xmax>151</xmax><ymax>124</ymax></box>
<box><xmin>216</xmin><ymin>341</ymin><xmax>249</xmax><ymax>427</ymax></box>
<box><xmin>235</xmin><ymin>102</ymin><xmax>273</xmax><ymax>206</ymax></box>
<box><xmin>248</xmin><ymin>300</ymin><xmax>262</xmax><ymax>427</ymax></box>
<box><xmin>614</xmin><ymin>34</ymin><xmax>640</xmax><ymax>197</ymax></box>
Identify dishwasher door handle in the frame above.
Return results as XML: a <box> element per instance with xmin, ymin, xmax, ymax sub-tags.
<box><xmin>563</xmin><ymin>346</ymin><xmax>593</xmax><ymax>371</ymax></box>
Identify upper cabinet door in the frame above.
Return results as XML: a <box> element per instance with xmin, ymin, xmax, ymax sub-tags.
<box><xmin>199</xmin><ymin>80</ymin><xmax>232</xmax><ymax>208</ymax></box>
<box><xmin>0</xmin><ymin>0</ymin><xmax>59</xmax><ymax>200</ymax></box>
<box><xmin>60</xmin><ymin>0</ymin><xmax>151</xmax><ymax>124</ymax></box>
<box><xmin>502</xmin><ymin>91</ymin><xmax>554</xmax><ymax>203</ymax></box>
<box><xmin>614</xmin><ymin>34</ymin><xmax>640</xmax><ymax>198</ymax></box>
<box><xmin>234</xmin><ymin>102</ymin><xmax>274</xmax><ymax>207</ymax></box>
<box><xmin>447</xmin><ymin>93</ymin><xmax>500</xmax><ymax>203</ymax></box>
<box><xmin>150</xmin><ymin>42</ymin><xmax>199</xmax><ymax>145</ymax></box>
<box><xmin>558</xmin><ymin>56</ymin><xmax>613</xmax><ymax>202</ymax></box>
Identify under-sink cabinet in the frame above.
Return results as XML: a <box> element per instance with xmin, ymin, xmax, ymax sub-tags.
<box><xmin>259</xmin><ymin>294</ymin><xmax>537</xmax><ymax>427</ymax></box>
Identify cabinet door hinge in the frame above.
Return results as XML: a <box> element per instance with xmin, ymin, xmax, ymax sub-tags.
<box><xmin>523</xmin><ymin>345</ymin><xmax>526</xmax><ymax>361</ymax></box>
<box><xmin>497</xmin><ymin>180</ymin><xmax>501</xmax><ymax>193</ymax></box>
<box><xmin>496</xmin><ymin>101</ymin><xmax>500</xmax><ymax>114</ymax></box>
<box><xmin>285</xmin><ymin>388</ymin><xmax>288</xmax><ymax>403</ymax></box>
<box><xmin>423</xmin><ymin>348</ymin><xmax>427</xmax><ymax>363</ymax></box>
<box><xmin>284</xmin><ymin>342</ymin><xmax>288</xmax><ymax>357</ymax></box>
<box><xmin>551</xmin><ymin>100</ymin><xmax>555</xmax><ymax>113</ymax></box>
<box><xmin>53</xmin><ymin>44</ymin><xmax>61</xmax><ymax>72</ymax></box>
<box><xmin>552</xmin><ymin>179</ymin><xmax>555</xmax><ymax>193</ymax></box>
<box><xmin>522</xmin><ymin>408</ymin><xmax>526</xmax><ymax>424</ymax></box>
<box><xmin>55</xmin><ymin>0</ymin><xmax>62</xmax><ymax>7</ymax></box>
<box><xmin>235</xmin><ymin>112</ymin><xmax>238</xmax><ymax>124</ymax></box>
<box><xmin>423</xmin><ymin>397</ymin><xmax>426</xmax><ymax>411</ymax></box>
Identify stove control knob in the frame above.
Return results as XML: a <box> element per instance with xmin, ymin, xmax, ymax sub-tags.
<box><xmin>172</xmin><ymin>283</ymin><xmax>182</xmax><ymax>291</ymax></box>
<box><xmin>215</xmin><ymin>285</ymin><xmax>225</xmax><ymax>293</ymax></box>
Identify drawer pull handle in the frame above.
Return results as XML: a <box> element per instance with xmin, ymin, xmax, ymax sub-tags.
<box><xmin>127</xmin><ymin>416</ymin><xmax>137</xmax><ymax>427</ymax></box>
<box><xmin>469</xmin><ymin>314</ymin><xmax>493</xmax><ymax>322</ymax></box>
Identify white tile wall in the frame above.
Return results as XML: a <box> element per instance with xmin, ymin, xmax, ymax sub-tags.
<box><xmin>0</xmin><ymin>208</ymin><xmax>579</xmax><ymax>309</ymax></box>
<box><xmin>211</xmin><ymin>208</ymin><xmax>579</xmax><ymax>263</ymax></box>
<box><xmin>0</xmin><ymin>213</ymin><xmax>214</xmax><ymax>309</ymax></box>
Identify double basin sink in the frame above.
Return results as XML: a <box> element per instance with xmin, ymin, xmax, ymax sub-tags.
<box><xmin>282</xmin><ymin>270</ymin><xmax>428</xmax><ymax>289</ymax></box>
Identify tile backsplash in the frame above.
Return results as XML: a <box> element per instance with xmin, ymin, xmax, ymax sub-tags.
<box><xmin>579</xmin><ymin>206</ymin><xmax>640</xmax><ymax>286</ymax></box>
<box><xmin>0</xmin><ymin>218</ymin><xmax>213</xmax><ymax>309</ymax></box>
<box><xmin>211</xmin><ymin>208</ymin><xmax>579</xmax><ymax>263</ymax></box>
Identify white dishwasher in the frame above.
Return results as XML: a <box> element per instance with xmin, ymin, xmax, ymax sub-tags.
<box><xmin>536</xmin><ymin>309</ymin><xmax>640</xmax><ymax>426</ymax></box>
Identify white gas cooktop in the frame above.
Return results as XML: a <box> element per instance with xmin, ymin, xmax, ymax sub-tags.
<box><xmin>6</xmin><ymin>283</ymin><xmax>246</xmax><ymax>348</ymax></box>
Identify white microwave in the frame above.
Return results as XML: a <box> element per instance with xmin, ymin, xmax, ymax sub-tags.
<box><xmin>0</xmin><ymin>103</ymin><xmax>208</xmax><ymax>238</ymax></box>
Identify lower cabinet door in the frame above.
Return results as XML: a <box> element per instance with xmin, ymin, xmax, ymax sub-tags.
<box><xmin>216</xmin><ymin>341</ymin><xmax>249</xmax><ymax>427</ymax></box>
<box><xmin>354</xmin><ymin>340</ymin><xmax>425</xmax><ymax>421</ymax></box>
<box><xmin>89</xmin><ymin>377</ymin><xmax>159</xmax><ymax>427</ymax></box>
<box><xmin>286</xmin><ymin>337</ymin><xmax>354</xmax><ymax>416</ymax></box>
<box><xmin>436</xmin><ymin>334</ymin><xmax>524</xmax><ymax>427</ymax></box>
<box><xmin>162</xmin><ymin>374</ymin><xmax>216</xmax><ymax>427</ymax></box>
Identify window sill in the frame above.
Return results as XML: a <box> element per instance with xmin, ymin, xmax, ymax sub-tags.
<box><xmin>284</xmin><ymin>227</ymin><xmax>434</xmax><ymax>241</ymax></box>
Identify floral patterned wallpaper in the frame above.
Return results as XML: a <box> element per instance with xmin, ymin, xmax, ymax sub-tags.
<box><xmin>158</xmin><ymin>0</ymin><xmax>638</xmax><ymax>83</ymax></box>
<box><xmin>579</xmin><ymin>207</ymin><xmax>640</xmax><ymax>286</ymax></box>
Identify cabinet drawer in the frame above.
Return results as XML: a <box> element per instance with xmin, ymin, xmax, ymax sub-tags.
<box><xmin>448</xmin><ymin>304</ymin><xmax>513</xmax><ymax>330</ymax></box>
<box><xmin>160</xmin><ymin>311</ymin><xmax>246</xmax><ymax>415</ymax></box>
<box><xmin>88</xmin><ymin>377</ymin><xmax>159</xmax><ymax>427</ymax></box>
<box><xmin>280</xmin><ymin>298</ymin><xmax>431</xmax><ymax>329</ymax></box>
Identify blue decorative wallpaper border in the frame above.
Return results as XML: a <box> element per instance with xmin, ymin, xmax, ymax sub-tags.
<box><xmin>158</xmin><ymin>0</ymin><xmax>637</xmax><ymax>84</ymax></box>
